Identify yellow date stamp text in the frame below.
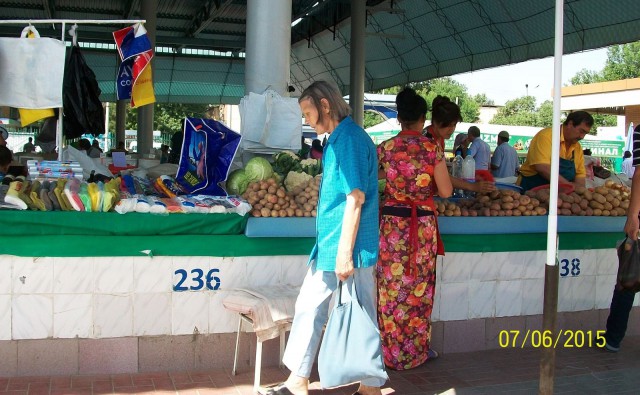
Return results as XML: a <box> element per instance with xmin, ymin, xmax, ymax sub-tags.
<box><xmin>498</xmin><ymin>330</ymin><xmax>605</xmax><ymax>349</ymax></box>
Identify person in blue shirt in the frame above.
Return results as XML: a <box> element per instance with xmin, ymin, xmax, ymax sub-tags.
<box><xmin>466</xmin><ymin>125</ymin><xmax>491</xmax><ymax>170</ymax></box>
<box><xmin>491</xmin><ymin>130</ymin><xmax>520</xmax><ymax>178</ymax></box>
<box><xmin>271</xmin><ymin>81</ymin><xmax>383</xmax><ymax>395</ymax></box>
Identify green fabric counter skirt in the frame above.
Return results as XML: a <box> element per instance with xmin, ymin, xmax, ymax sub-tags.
<box><xmin>0</xmin><ymin>211</ymin><xmax>624</xmax><ymax>257</ymax></box>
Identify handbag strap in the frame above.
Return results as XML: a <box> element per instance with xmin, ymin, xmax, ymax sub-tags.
<box><xmin>337</xmin><ymin>274</ymin><xmax>360</xmax><ymax>306</ymax></box>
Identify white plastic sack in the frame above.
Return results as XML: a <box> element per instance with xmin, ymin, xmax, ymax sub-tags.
<box><xmin>0</xmin><ymin>27</ymin><xmax>65</xmax><ymax>109</ymax></box>
<box><xmin>239</xmin><ymin>91</ymin><xmax>268</xmax><ymax>144</ymax></box>
<box><xmin>263</xmin><ymin>91</ymin><xmax>302</xmax><ymax>149</ymax></box>
<box><xmin>61</xmin><ymin>146</ymin><xmax>113</xmax><ymax>179</ymax></box>
<box><xmin>239</xmin><ymin>89</ymin><xmax>302</xmax><ymax>150</ymax></box>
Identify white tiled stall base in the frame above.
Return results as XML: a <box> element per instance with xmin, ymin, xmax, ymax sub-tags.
<box><xmin>0</xmin><ymin>255</ymin><xmax>309</xmax><ymax>341</ymax></box>
<box><xmin>0</xmin><ymin>249</ymin><xmax>626</xmax><ymax>341</ymax></box>
<box><xmin>433</xmin><ymin>249</ymin><xmax>626</xmax><ymax>323</ymax></box>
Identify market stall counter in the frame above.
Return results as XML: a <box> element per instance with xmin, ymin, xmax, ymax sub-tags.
<box><xmin>0</xmin><ymin>212</ymin><xmax>636</xmax><ymax>377</ymax></box>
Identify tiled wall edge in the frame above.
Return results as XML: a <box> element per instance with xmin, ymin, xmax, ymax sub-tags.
<box><xmin>2</xmin><ymin>308</ymin><xmax>635</xmax><ymax>377</ymax></box>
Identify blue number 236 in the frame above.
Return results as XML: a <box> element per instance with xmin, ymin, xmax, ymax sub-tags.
<box><xmin>174</xmin><ymin>268</ymin><xmax>221</xmax><ymax>291</ymax></box>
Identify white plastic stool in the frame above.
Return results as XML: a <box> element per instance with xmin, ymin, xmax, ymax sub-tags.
<box><xmin>232</xmin><ymin>313</ymin><xmax>291</xmax><ymax>394</ymax></box>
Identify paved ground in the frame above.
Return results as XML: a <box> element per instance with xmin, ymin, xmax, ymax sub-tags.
<box><xmin>2</xmin><ymin>335</ymin><xmax>640</xmax><ymax>394</ymax></box>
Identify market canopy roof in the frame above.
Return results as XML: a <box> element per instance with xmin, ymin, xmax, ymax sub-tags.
<box><xmin>2</xmin><ymin>0</ymin><xmax>640</xmax><ymax>104</ymax></box>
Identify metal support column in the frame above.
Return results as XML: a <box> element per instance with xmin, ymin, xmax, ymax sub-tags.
<box><xmin>137</xmin><ymin>0</ymin><xmax>157</xmax><ymax>155</ymax></box>
<box><xmin>539</xmin><ymin>0</ymin><xmax>564</xmax><ymax>393</ymax></box>
<box><xmin>242</xmin><ymin>0</ymin><xmax>293</xmax><ymax>165</ymax></box>
<box><xmin>349</xmin><ymin>0</ymin><xmax>366</xmax><ymax>127</ymax></box>
<box><xmin>245</xmin><ymin>0</ymin><xmax>292</xmax><ymax>96</ymax></box>
<box><xmin>115</xmin><ymin>100</ymin><xmax>126</xmax><ymax>150</ymax></box>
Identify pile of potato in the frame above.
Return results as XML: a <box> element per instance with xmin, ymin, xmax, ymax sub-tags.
<box><xmin>527</xmin><ymin>181</ymin><xmax>630</xmax><ymax>216</ymax></box>
<box><xmin>242</xmin><ymin>175</ymin><xmax>321</xmax><ymax>217</ymax></box>
<box><xmin>437</xmin><ymin>189</ymin><xmax>547</xmax><ymax>217</ymax></box>
<box><xmin>288</xmin><ymin>175</ymin><xmax>321</xmax><ymax>216</ymax></box>
<box><xmin>436</xmin><ymin>180</ymin><xmax>631</xmax><ymax>217</ymax></box>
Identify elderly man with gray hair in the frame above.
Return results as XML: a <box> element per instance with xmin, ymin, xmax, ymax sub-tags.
<box><xmin>491</xmin><ymin>130</ymin><xmax>520</xmax><ymax>178</ymax></box>
<box><xmin>466</xmin><ymin>125</ymin><xmax>491</xmax><ymax>170</ymax></box>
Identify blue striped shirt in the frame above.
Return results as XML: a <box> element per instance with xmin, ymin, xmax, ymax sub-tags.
<box><xmin>308</xmin><ymin>116</ymin><xmax>379</xmax><ymax>271</ymax></box>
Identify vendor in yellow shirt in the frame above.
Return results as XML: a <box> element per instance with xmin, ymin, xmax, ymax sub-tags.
<box><xmin>517</xmin><ymin>111</ymin><xmax>594</xmax><ymax>191</ymax></box>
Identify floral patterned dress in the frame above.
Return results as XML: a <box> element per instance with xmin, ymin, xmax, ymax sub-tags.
<box><xmin>377</xmin><ymin>131</ymin><xmax>443</xmax><ymax>370</ymax></box>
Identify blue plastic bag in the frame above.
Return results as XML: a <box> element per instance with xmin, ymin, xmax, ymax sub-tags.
<box><xmin>318</xmin><ymin>277</ymin><xmax>388</xmax><ymax>388</ymax></box>
<box><xmin>175</xmin><ymin>117</ymin><xmax>242</xmax><ymax>196</ymax></box>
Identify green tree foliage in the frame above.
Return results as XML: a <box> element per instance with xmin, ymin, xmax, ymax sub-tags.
<box><xmin>592</xmin><ymin>113</ymin><xmax>618</xmax><ymax>128</ymax></box>
<box><xmin>416</xmin><ymin>78</ymin><xmax>479</xmax><ymax>123</ymax></box>
<box><xmin>537</xmin><ymin>100</ymin><xmax>554</xmax><ymax>127</ymax></box>
<box><xmin>373</xmin><ymin>78</ymin><xmax>481</xmax><ymax>124</ymax></box>
<box><xmin>107</xmin><ymin>102</ymin><xmax>211</xmax><ymax>145</ymax></box>
<box><xmin>495</xmin><ymin>42</ymin><xmax>640</xmax><ymax>130</ymax></box>
<box><xmin>363</xmin><ymin>111</ymin><xmax>384</xmax><ymax>129</ymax></box>
<box><xmin>565</xmin><ymin>43</ymin><xmax>640</xmax><ymax>129</ymax></box>
<box><xmin>490</xmin><ymin>96</ymin><xmax>550</xmax><ymax>127</ymax></box>
<box><xmin>602</xmin><ymin>42</ymin><xmax>640</xmax><ymax>80</ymax></box>
<box><xmin>378</xmin><ymin>86</ymin><xmax>402</xmax><ymax>95</ymax></box>
<box><xmin>491</xmin><ymin>96</ymin><xmax>612</xmax><ymax>132</ymax></box>
<box><xmin>570</xmin><ymin>68</ymin><xmax>604</xmax><ymax>85</ymax></box>
<box><xmin>471</xmin><ymin>93</ymin><xmax>494</xmax><ymax>106</ymax></box>
<box><xmin>125</xmin><ymin>103</ymin><xmax>209</xmax><ymax>133</ymax></box>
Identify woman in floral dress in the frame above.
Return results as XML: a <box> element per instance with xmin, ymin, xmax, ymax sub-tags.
<box><xmin>377</xmin><ymin>88</ymin><xmax>454</xmax><ymax>370</ymax></box>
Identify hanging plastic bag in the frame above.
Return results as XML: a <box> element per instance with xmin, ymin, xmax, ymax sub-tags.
<box><xmin>239</xmin><ymin>92</ymin><xmax>268</xmax><ymax>144</ymax></box>
<box><xmin>239</xmin><ymin>89</ymin><xmax>302</xmax><ymax>151</ymax></box>
<box><xmin>0</xmin><ymin>26</ymin><xmax>65</xmax><ymax>109</ymax></box>
<box><xmin>175</xmin><ymin>117</ymin><xmax>242</xmax><ymax>196</ymax></box>
<box><xmin>62</xmin><ymin>45</ymin><xmax>105</xmax><ymax>139</ymax></box>
<box><xmin>262</xmin><ymin>91</ymin><xmax>302</xmax><ymax>149</ymax></box>
<box><xmin>616</xmin><ymin>237</ymin><xmax>640</xmax><ymax>293</ymax></box>
<box><xmin>17</xmin><ymin>26</ymin><xmax>56</xmax><ymax>126</ymax></box>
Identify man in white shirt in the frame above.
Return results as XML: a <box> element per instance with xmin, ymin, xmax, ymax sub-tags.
<box><xmin>622</xmin><ymin>151</ymin><xmax>634</xmax><ymax>178</ymax></box>
<box><xmin>466</xmin><ymin>126</ymin><xmax>491</xmax><ymax>170</ymax></box>
<box><xmin>491</xmin><ymin>130</ymin><xmax>519</xmax><ymax>178</ymax></box>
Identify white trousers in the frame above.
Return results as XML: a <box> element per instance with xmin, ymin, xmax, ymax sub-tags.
<box><xmin>282</xmin><ymin>264</ymin><xmax>385</xmax><ymax>387</ymax></box>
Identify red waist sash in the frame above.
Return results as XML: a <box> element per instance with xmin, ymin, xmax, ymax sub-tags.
<box><xmin>382</xmin><ymin>197</ymin><xmax>444</xmax><ymax>277</ymax></box>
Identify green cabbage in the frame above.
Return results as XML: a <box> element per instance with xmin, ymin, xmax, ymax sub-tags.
<box><xmin>226</xmin><ymin>169</ymin><xmax>250</xmax><ymax>195</ymax></box>
<box><xmin>244</xmin><ymin>157</ymin><xmax>274</xmax><ymax>182</ymax></box>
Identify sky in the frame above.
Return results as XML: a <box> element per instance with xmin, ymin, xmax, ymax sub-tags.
<box><xmin>452</xmin><ymin>47</ymin><xmax>609</xmax><ymax>106</ymax></box>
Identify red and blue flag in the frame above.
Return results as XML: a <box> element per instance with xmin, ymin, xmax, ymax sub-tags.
<box><xmin>113</xmin><ymin>23</ymin><xmax>156</xmax><ymax>108</ymax></box>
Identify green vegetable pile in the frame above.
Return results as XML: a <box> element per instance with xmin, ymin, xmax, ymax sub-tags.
<box><xmin>225</xmin><ymin>150</ymin><xmax>323</xmax><ymax>197</ymax></box>
<box><xmin>224</xmin><ymin>156</ymin><xmax>274</xmax><ymax>195</ymax></box>
<box><xmin>272</xmin><ymin>151</ymin><xmax>301</xmax><ymax>177</ymax></box>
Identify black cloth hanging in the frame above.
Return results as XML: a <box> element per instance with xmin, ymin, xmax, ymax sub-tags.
<box><xmin>62</xmin><ymin>45</ymin><xmax>105</xmax><ymax>138</ymax></box>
